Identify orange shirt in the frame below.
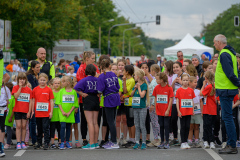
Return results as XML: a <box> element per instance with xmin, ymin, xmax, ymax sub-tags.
<box><xmin>202</xmin><ymin>84</ymin><xmax>217</xmax><ymax>115</ymax></box>
<box><xmin>6</xmin><ymin>64</ymin><xmax>13</xmax><ymax>72</ymax></box>
<box><xmin>175</xmin><ymin>87</ymin><xmax>195</xmax><ymax>116</ymax></box>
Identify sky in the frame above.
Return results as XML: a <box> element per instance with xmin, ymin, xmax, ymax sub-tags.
<box><xmin>113</xmin><ymin>0</ymin><xmax>240</xmax><ymax>40</ymax></box>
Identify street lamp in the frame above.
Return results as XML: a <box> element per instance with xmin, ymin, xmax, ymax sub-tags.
<box><xmin>129</xmin><ymin>35</ymin><xmax>141</xmax><ymax>56</ymax></box>
<box><xmin>99</xmin><ymin>19</ymin><xmax>114</xmax><ymax>53</ymax></box>
<box><xmin>122</xmin><ymin>27</ymin><xmax>138</xmax><ymax>56</ymax></box>
<box><xmin>132</xmin><ymin>42</ymin><xmax>143</xmax><ymax>56</ymax></box>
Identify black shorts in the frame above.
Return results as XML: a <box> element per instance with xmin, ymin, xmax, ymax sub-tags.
<box><xmin>14</xmin><ymin>112</ymin><xmax>27</xmax><ymax>120</ymax></box>
<box><xmin>117</xmin><ymin>103</ymin><xmax>125</xmax><ymax>116</ymax></box>
<box><xmin>0</xmin><ymin>110</ymin><xmax>7</xmax><ymax>132</ymax></box>
<box><xmin>83</xmin><ymin>94</ymin><xmax>100</xmax><ymax>111</ymax></box>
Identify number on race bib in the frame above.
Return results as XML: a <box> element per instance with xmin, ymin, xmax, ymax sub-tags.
<box><xmin>36</xmin><ymin>102</ymin><xmax>49</xmax><ymax>112</ymax></box>
<box><xmin>17</xmin><ymin>93</ymin><xmax>30</xmax><ymax>102</ymax></box>
<box><xmin>157</xmin><ymin>95</ymin><xmax>168</xmax><ymax>104</ymax></box>
<box><xmin>0</xmin><ymin>107</ymin><xmax>4</xmax><ymax>116</ymax></box>
<box><xmin>124</xmin><ymin>98</ymin><xmax>129</xmax><ymax>105</ymax></box>
<box><xmin>194</xmin><ymin>103</ymin><xmax>201</xmax><ymax>112</ymax></box>
<box><xmin>62</xmin><ymin>95</ymin><xmax>75</xmax><ymax>103</ymax></box>
<box><xmin>53</xmin><ymin>100</ymin><xmax>58</xmax><ymax>108</ymax></box>
<box><xmin>203</xmin><ymin>98</ymin><xmax>207</xmax><ymax>105</ymax></box>
<box><xmin>132</xmin><ymin>97</ymin><xmax>140</xmax><ymax>106</ymax></box>
<box><xmin>181</xmin><ymin>99</ymin><xmax>193</xmax><ymax>108</ymax></box>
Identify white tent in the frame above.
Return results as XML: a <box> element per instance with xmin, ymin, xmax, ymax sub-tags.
<box><xmin>164</xmin><ymin>33</ymin><xmax>214</xmax><ymax>61</ymax></box>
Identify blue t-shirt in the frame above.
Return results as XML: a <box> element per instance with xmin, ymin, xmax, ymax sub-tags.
<box><xmin>132</xmin><ymin>83</ymin><xmax>147</xmax><ymax>108</ymax></box>
<box><xmin>70</xmin><ymin>62</ymin><xmax>80</xmax><ymax>73</ymax></box>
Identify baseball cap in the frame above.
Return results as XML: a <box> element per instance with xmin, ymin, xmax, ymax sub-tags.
<box><xmin>157</xmin><ymin>54</ymin><xmax>161</xmax><ymax>58</ymax></box>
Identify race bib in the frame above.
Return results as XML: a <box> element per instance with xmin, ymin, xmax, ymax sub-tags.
<box><xmin>194</xmin><ymin>103</ymin><xmax>201</xmax><ymax>112</ymax></box>
<box><xmin>54</xmin><ymin>100</ymin><xmax>58</xmax><ymax>108</ymax></box>
<box><xmin>124</xmin><ymin>98</ymin><xmax>129</xmax><ymax>105</ymax></box>
<box><xmin>181</xmin><ymin>99</ymin><xmax>193</xmax><ymax>108</ymax></box>
<box><xmin>62</xmin><ymin>95</ymin><xmax>75</xmax><ymax>103</ymax></box>
<box><xmin>203</xmin><ymin>97</ymin><xmax>207</xmax><ymax>105</ymax></box>
<box><xmin>36</xmin><ymin>102</ymin><xmax>49</xmax><ymax>112</ymax></box>
<box><xmin>17</xmin><ymin>93</ymin><xmax>30</xmax><ymax>102</ymax></box>
<box><xmin>132</xmin><ymin>97</ymin><xmax>140</xmax><ymax>106</ymax></box>
<box><xmin>157</xmin><ymin>95</ymin><xmax>168</xmax><ymax>104</ymax></box>
<box><xmin>0</xmin><ymin>107</ymin><xmax>4</xmax><ymax>116</ymax></box>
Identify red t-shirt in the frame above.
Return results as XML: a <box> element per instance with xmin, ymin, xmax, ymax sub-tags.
<box><xmin>76</xmin><ymin>63</ymin><xmax>100</xmax><ymax>103</ymax></box>
<box><xmin>32</xmin><ymin>86</ymin><xmax>54</xmax><ymax>118</ymax></box>
<box><xmin>152</xmin><ymin>84</ymin><xmax>174</xmax><ymax>116</ymax></box>
<box><xmin>12</xmin><ymin>85</ymin><xmax>32</xmax><ymax>113</ymax></box>
<box><xmin>65</xmin><ymin>64</ymin><xmax>70</xmax><ymax>73</ymax></box>
<box><xmin>175</xmin><ymin>87</ymin><xmax>195</xmax><ymax>116</ymax></box>
<box><xmin>177</xmin><ymin>59</ymin><xmax>183</xmax><ymax>65</ymax></box>
<box><xmin>202</xmin><ymin>84</ymin><xmax>217</xmax><ymax>115</ymax></box>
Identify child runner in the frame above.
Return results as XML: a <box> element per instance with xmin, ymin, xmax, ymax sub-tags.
<box><xmin>188</xmin><ymin>76</ymin><xmax>203</xmax><ymax>148</ymax></box>
<box><xmin>152</xmin><ymin>72</ymin><xmax>173</xmax><ymax>149</ymax></box>
<box><xmin>182</xmin><ymin>59</ymin><xmax>192</xmax><ymax>73</ymax></box>
<box><xmin>4</xmin><ymin>82</ymin><xmax>14</xmax><ymax>149</ymax></box>
<box><xmin>33</xmin><ymin>73</ymin><xmax>54</xmax><ymax>150</ymax></box>
<box><xmin>97</xmin><ymin>58</ymin><xmax>121</xmax><ymax>149</ymax></box>
<box><xmin>164</xmin><ymin>61</ymin><xmax>174</xmax><ymax>86</ymax></box>
<box><xmin>50</xmin><ymin>78</ymin><xmax>61</xmax><ymax>149</ymax></box>
<box><xmin>186</xmin><ymin>64</ymin><xmax>199</xmax><ymax>80</ymax></box>
<box><xmin>12</xmin><ymin>73</ymin><xmax>32</xmax><ymax>150</ymax></box>
<box><xmin>176</xmin><ymin>74</ymin><xmax>195</xmax><ymax>149</ymax></box>
<box><xmin>56</xmin><ymin>76</ymin><xmax>78</xmax><ymax>150</ymax></box>
<box><xmin>74</xmin><ymin>64</ymin><xmax>100</xmax><ymax>149</ymax></box>
<box><xmin>200</xmin><ymin>71</ymin><xmax>216</xmax><ymax>149</ymax></box>
<box><xmin>131</xmin><ymin>69</ymin><xmax>149</xmax><ymax>150</ymax></box>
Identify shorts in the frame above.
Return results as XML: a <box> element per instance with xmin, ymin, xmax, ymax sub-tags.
<box><xmin>117</xmin><ymin>103</ymin><xmax>125</xmax><ymax>116</ymax></box>
<box><xmin>125</xmin><ymin>105</ymin><xmax>134</xmax><ymax>127</ymax></box>
<box><xmin>74</xmin><ymin>107</ymin><xmax>80</xmax><ymax>123</ymax></box>
<box><xmin>14</xmin><ymin>112</ymin><xmax>27</xmax><ymax>120</ymax></box>
<box><xmin>0</xmin><ymin>111</ymin><xmax>7</xmax><ymax>132</ymax></box>
<box><xmin>83</xmin><ymin>94</ymin><xmax>100</xmax><ymax>111</ymax></box>
<box><xmin>190</xmin><ymin>114</ymin><xmax>202</xmax><ymax>124</ymax></box>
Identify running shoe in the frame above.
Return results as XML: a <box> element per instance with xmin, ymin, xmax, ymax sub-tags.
<box><xmin>185</xmin><ymin>142</ymin><xmax>191</xmax><ymax>149</ymax></box>
<box><xmin>122</xmin><ymin>141</ymin><xmax>135</xmax><ymax>148</ymax></box>
<box><xmin>82</xmin><ymin>140</ymin><xmax>88</xmax><ymax>146</ymax></box>
<box><xmin>66</xmin><ymin>142</ymin><xmax>72</xmax><ymax>149</ymax></box>
<box><xmin>170</xmin><ymin>139</ymin><xmax>180</xmax><ymax>146</ymax></box>
<box><xmin>59</xmin><ymin>142</ymin><xmax>65</xmax><ymax>150</ymax></box>
<box><xmin>99</xmin><ymin>140</ymin><xmax>106</xmax><ymax>148</ymax></box>
<box><xmin>103</xmin><ymin>142</ymin><xmax>113</xmax><ymax>149</ymax></box>
<box><xmin>50</xmin><ymin>144</ymin><xmax>56</xmax><ymax>149</ymax></box>
<box><xmin>164</xmin><ymin>143</ymin><xmax>170</xmax><ymax>149</ymax></box>
<box><xmin>146</xmin><ymin>140</ymin><xmax>151</xmax><ymax>145</ymax></box>
<box><xmin>34</xmin><ymin>144</ymin><xmax>42</xmax><ymax>150</ymax></box>
<box><xmin>21</xmin><ymin>142</ymin><xmax>27</xmax><ymax>150</ymax></box>
<box><xmin>157</xmin><ymin>142</ymin><xmax>165</xmax><ymax>149</ymax></box>
<box><xmin>0</xmin><ymin>151</ymin><xmax>5</xmax><ymax>157</ymax></box>
<box><xmin>210</xmin><ymin>142</ymin><xmax>215</xmax><ymax>149</ymax></box>
<box><xmin>222</xmin><ymin>142</ymin><xmax>227</xmax><ymax>149</ymax></box>
<box><xmin>105</xmin><ymin>143</ymin><xmax>119</xmax><ymax>149</ymax></box>
<box><xmin>169</xmin><ymin>133</ymin><xmax>174</xmax><ymax>141</ymax></box>
<box><xmin>82</xmin><ymin>143</ymin><xmax>95</xmax><ymax>149</ymax></box>
<box><xmin>236</xmin><ymin>141</ymin><xmax>240</xmax><ymax>148</ymax></box>
<box><xmin>180</xmin><ymin>143</ymin><xmax>187</xmax><ymax>149</ymax></box>
<box><xmin>25</xmin><ymin>142</ymin><xmax>29</xmax><ymax>148</ymax></box>
<box><xmin>122</xmin><ymin>139</ymin><xmax>128</xmax><ymax>145</ymax></box>
<box><xmin>69</xmin><ymin>142</ymin><xmax>72</xmax><ymax>147</ymax></box>
<box><xmin>203</xmin><ymin>141</ymin><xmax>210</xmax><ymax>149</ymax></box>
<box><xmin>95</xmin><ymin>143</ymin><xmax>100</xmax><ymax>149</ymax></box>
<box><xmin>16</xmin><ymin>143</ymin><xmax>21</xmax><ymax>150</ymax></box>
<box><xmin>133</xmin><ymin>143</ymin><xmax>140</xmax><ymax>149</ymax></box>
<box><xmin>4</xmin><ymin>144</ymin><xmax>11</xmax><ymax>149</ymax></box>
<box><xmin>147</xmin><ymin>139</ymin><xmax>160</xmax><ymax>147</ymax></box>
<box><xmin>141</xmin><ymin>143</ymin><xmax>147</xmax><ymax>150</ymax></box>
<box><xmin>219</xmin><ymin>145</ymin><xmax>238</xmax><ymax>154</ymax></box>
<box><xmin>43</xmin><ymin>143</ymin><xmax>49</xmax><ymax>150</ymax></box>
<box><xmin>194</xmin><ymin>141</ymin><xmax>201</xmax><ymax>148</ymax></box>
<box><xmin>75</xmin><ymin>142</ymin><xmax>81</xmax><ymax>148</ymax></box>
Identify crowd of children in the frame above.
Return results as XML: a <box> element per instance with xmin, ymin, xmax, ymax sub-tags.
<box><xmin>0</xmin><ymin>54</ymin><xmax>240</xmax><ymax>157</ymax></box>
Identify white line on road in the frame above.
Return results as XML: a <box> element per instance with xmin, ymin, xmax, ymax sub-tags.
<box><xmin>204</xmin><ymin>149</ymin><xmax>223</xmax><ymax>160</ymax></box>
<box><xmin>14</xmin><ymin>150</ymin><xmax>26</xmax><ymax>157</ymax></box>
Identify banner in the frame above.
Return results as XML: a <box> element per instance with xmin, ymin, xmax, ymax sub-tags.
<box><xmin>0</xmin><ymin>19</ymin><xmax>4</xmax><ymax>49</ymax></box>
<box><xmin>4</xmin><ymin>20</ymin><xmax>11</xmax><ymax>49</ymax></box>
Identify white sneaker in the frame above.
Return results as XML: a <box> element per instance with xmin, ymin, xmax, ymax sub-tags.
<box><xmin>185</xmin><ymin>142</ymin><xmax>191</xmax><ymax>149</ymax></box>
<box><xmin>0</xmin><ymin>152</ymin><xmax>5</xmax><ymax>157</ymax></box>
<box><xmin>122</xmin><ymin>139</ymin><xmax>127</xmax><ymax>145</ymax></box>
<box><xmin>210</xmin><ymin>142</ymin><xmax>215</xmax><ymax>149</ymax></box>
<box><xmin>181</xmin><ymin>143</ymin><xmax>187</xmax><ymax>149</ymax></box>
<box><xmin>222</xmin><ymin>142</ymin><xmax>227</xmax><ymax>149</ymax></box>
<box><xmin>204</xmin><ymin>141</ymin><xmax>210</xmax><ymax>149</ymax></box>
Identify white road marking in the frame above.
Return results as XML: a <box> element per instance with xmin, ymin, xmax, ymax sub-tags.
<box><xmin>14</xmin><ymin>150</ymin><xmax>26</xmax><ymax>156</ymax></box>
<box><xmin>204</xmin><ymin>149</ymin><xmax>223</xmax><ymax>160</ymax></box>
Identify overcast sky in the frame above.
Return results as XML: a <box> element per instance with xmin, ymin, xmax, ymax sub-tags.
<box><xmin>113</xmin><ymin>0</ymin><xmax>240</xmax><ymax>40</ymax></box>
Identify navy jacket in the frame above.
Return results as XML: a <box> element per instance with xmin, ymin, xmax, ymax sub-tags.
<box><xmin>27</xmin><ymin>74</ymin><xmax>39</xmax><ymax>90</ymax></box>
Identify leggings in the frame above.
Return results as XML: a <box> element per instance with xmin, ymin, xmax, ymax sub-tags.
<box><xmin>80</xmin><ymin>103</ymin><xmax>88</xmax><ymax>139</ymax></box>
<box><xmin>50</xmin><ymin>122</ymin><xmax>61</xmax><ymax>139</ymax></box>
<box><xmin>60</xmin><ymin>122</ymin><xmax>71</xmax><ymax>142</ymax></box>
<box><xmin>134</xmin><ymin>108</ymin><xmax>147</xmax><ymax>143</ymax></box>
<box><xmin>150</xmin><ymin>109</ymin><xmax>160</xmax><ymax>140</ymax></box>
<box><xmin>102</xmin><ymin>107</ymin><xmax>110</xmax><ymax>141</ymax></box>
<box><xmin>125</xmin><ymin>106</ymin><xmax>134</xmax><ymax>127</ymax></box>
<box><xmin>170</xmin><ymin>104</ymin><xmax>178</xmax><ymax>138</ymax></box>
<box><xmin>145</xmin><ymin>109</ymin><xmax>150</xmax><ymax>135</ymax></box>
<box><xmin>180</xmin><ymin>115</ymin><xmax>191</xmax><ymax>143</ymax></box>
<box><xmin>213</xmin><ymin>103</ymin><xmax>221</xmax><ymax>137</ymax></box>
<box><xmin>6</xmin><ymin>126</ymin><xmax>12</xmax><ymax>145</ymax></box>
<box><xmin>104</xmin><ymin>107</ymin><xmax>117</xmax><ymax>143</ymax></box>
<box><xmin>203</xmin><ymin>114</ymin><xmax>215</xmax><ymax>143</ymax></box>
<box><xmin>158</xmin><ymin>116</ymin><xmax>170</xmax><ymax>143</ymax></box>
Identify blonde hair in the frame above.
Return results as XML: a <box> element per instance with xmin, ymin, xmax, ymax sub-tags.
<box><xmin>53</xmin><ymin>77</ymin><xmax>61</xmax><ymax>89</ymax></box>
<box><xmin>150</xmin><ymin>64</ymin><xmax>160</xmax><ymax>74</ymax></box>
<box><xmin>61</xmin><ymin>76</ymin><xmax>74</xmax><ymax>88</ymax></box>
<box><xmin>39</xmin><ymin>73</ymin><xmax>48</xmax><ymax>81</ymax></box>
<box><xmin>135</xmin><ymin>69</ymin><xmax>150</xmax><ymax>106</ymax></box>
<box><xmin>189</xmin><ymin>76</ymin><xmax>197</xmax><ymax>82</ymax></box>
<box><xmin>186</xmin><ymin>64</ymin><xmax>198</xmax><ymax>77</ymax></box>
<box><xmin>11</xmin><ymin>75</ymin><xmax>17</xmax><ymax>82</ymax></box>
<box><xmin>17</xmin><ymin>72</ymin><xmax>28</xmax><ymax>86</ymax></box>
<box><xmin>83</xmin><ymin>51</ymin><xmax>95</xmax><ymax>63</ymax></box>
<box><xmin>68</xmin><ymin>66</ymin><xmax>74</xmax><ymax>71</ymax></box>
<box><xmin>181</xmin><ymin>74</ymin><xmax>189</xmax><ymax>80</ymax></box>
<box><xmin>204</xmin><ymin>71</ymin><xmax>215</xmax><ymax>96</ymax></box>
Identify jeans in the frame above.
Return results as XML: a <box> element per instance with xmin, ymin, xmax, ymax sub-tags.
<box><xmin>104</xmin><ymin>107</ymin><xmax>117</xmax><ymax>143</ymax></box>
<box><xmin>60</xmin><ymin>122</ymin><xmax>71</xmax><ymax>142</ymax></box>
<box><xmin>219</xmin><ymin>96</ymin><xmax>236</xmax><ymax>148</ymax></box>
<box><xmin>158</xmin><ymin>116</ymin><xmax>170</xmax><ymax>143</ymax></box>
<box><xmin>30</xmin><ymin>114</ymin><xmax>37</xmax><ymax>144</ymax></box>
<box><xmin>36</xmin><ymin>117</ymin><xmax>50</xmax><ymax>145</ymax></box>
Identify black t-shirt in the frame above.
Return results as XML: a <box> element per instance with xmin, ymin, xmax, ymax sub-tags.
<box><xmin>197</xmin><ymin>76</ymin><xmax>204</xmax><ymax>89</ymax></box>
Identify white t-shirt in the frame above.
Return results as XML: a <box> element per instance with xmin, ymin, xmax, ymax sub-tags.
<box><xmin>66</xmin><ymin>73</ymin><xmax>76</xmax><ymax>77</ymax></box>
<box><xmin>12</xmin><ymin>64</ymin><xmax>20</xmax><ymax>72</ymax></box>
<box><xmin>0</xmin><ymin>86</ymin><xmax>12</xmax><ymax>110</ymax></box>
<box><xmin>193</xmin><ymin>89</ymin><xmax>203</xmax><ymax>114</ymax></box>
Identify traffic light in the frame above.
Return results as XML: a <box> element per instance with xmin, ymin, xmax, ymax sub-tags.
<box><xmin>156</xmin><ymin>15</ymin><xmax>160</xmax><ymax>25</ymax></box>
<box><xmin>234</xmin><ymin>16</ymin><xmax>239</xmax><ymax>27</ymax></box>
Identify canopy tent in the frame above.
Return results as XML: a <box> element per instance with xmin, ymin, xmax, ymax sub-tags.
<box><xmin>164</xmin><ymin>33</ymin><xmax>214</xmax><ymax>61</ymax></box>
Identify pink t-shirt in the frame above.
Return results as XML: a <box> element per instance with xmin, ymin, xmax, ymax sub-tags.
<box><xmin>168</xmin><ymin>75</ymin><xmax>173</xmax><ymax>86</ymax></box>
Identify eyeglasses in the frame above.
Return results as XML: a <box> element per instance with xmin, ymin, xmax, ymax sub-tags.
<box><xmin>178</xmin><ymin>55</ymin><xmax>183</xmax><ymax>57</ymax></box>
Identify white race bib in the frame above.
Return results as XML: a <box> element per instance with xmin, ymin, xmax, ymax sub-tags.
<box><xmin>124</xmin><ymin>98</ymin><xmax>129</xmax><ymax>105</ymax></box>
<box><xmin>54</xmin><ymin>100</ymin><xmax>58</xmax><ymax>108</ymax></box>
<box><xmin>132</xmin><ymin>97</ymin><xmax>140</xmax><ymax>106</ymax></box>
<box><xmin>62</xmin><ymin>95</ymin><xmax>75</xmax><ymax>103</ymax></box>
<box><xmin>181</xmin><ymin>99</ymin><xmax>193</xmax><ymax>108</ymax></box>
<box><xmin>203</xmin><ymin>97</ymin><xmax>207</xmax><ymax>105</ymax></box>
<box><xmin>36</xmin><ymin>102</ymin><xmax>49</xmax><ymax>112</ymax></box>
<box><xmin>17</xmin><ymin>93</ymin><xmax>30</xmax><ymax>102</ymax></box>
<box><xmin>157</xmin><ymin>95</ymin><xmax>168</xmax><ymax>104</ymax></box>
<box><xmin>194</xmin><ymin>103</ymin><xmax>201</xmax><ymax>112</ymax></box>
<box><xmin>0</xmin><ymin>107</ymin><xmax>4</xmax><ymax>116</ymax></box>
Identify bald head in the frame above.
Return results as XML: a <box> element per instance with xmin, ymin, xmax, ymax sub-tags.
<box><xmin>213</xmin><ymin>34</ymin><xmax>227</xmax><ymax>51</ymax></box>
<box><xmin>36</xmin><ymin>47</ymin><xmax>46</xmax><ymax>62</ymax></box>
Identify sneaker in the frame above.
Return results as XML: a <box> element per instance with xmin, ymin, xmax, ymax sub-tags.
<box><xmin>147</xmin><ymin>139</ymin><xmax>160</xmax><ymax>147</ymax></box>
<box><xmin>164</xmin><ymin>143</ymin><xmax>170</xmax><ymax>149</ymax></box>
<box><xmin>82</xmin><ymin>140</ymin><xmax>88</xmax><ymax>146</ymax></box>
<box><xmin>69</xmin><ymin>142</ymin><xmax>72</xmax><ymax>147</ymax></box>
<box><xmin>95</xmin><ymin>143</ymin><xmax>100</xmax><ymax>149</ymax></box>
<box><xmin>219</xmin><ymin>145</ymin><xmax>238</xmax><ymax>154</ymax></box>
<box><xmin>237</xmin><ymin>141</ymin><xmax>240</xmax><ymax>148</ymax></box>
<box><xmin>133</xmin><ymin>143</ymin><xmax>140</xmax><ymax>149</ymax></box>
<box><xmin>75</xmin><ymin>142</ymin><xmax>81</xmax><ymax>148</ymax></box>
<box><xmin>50</xmin><ymin>144</ymin><xmax>56</xmax><ymax>149</ymax></box>
<box><xmin>123</xmin><ymin>141</ymin><xmax>135</xmax><ymax>148</ymax></box>
<box><xmin>59</xmin><ymin>142</ymin><xmax>65</xmax><ymax>150</ymax></box>
<box><xmin>82</xmin><ymin>143</ymin><xmax>95</xmax><ymax>150</ymax></box>
<box><xmin>25</xmin><ymin>142</ymin><xmax>29</xmax><ymax>148</ymax></box>
<box><xmin>169</xmin><ymin>133</ymin><xmax>174</xmax><ymax>141</ymax></box>
<box><xmin>105</xmin><ymin>142</ymin><xmax>119</xmax><ymax>149</ymax></box>
<box><xmin>16</xmin><ymin>143</ymin><xmax>21</xmax><ymax>150</ymax></box>
<box><xmin>34</xmin><ymin>144</ymin><xmax>41</xmax><ymax>150</ymax></box>
<box><xmin>157</xmin><ymin>142</ymin><xmax>165</xmax><ymax>149</ymax></box>
<box><xmin>185</xmin><ymin>142</ymin><xmax>191</xmax><ymax>149</ymax></box>
<box><xmin>141</xmin><ymin>143</ymin><xmax>147</xmax><ymax>150</ymax></box>
<box><xmin>122</xmin><ymin>139</ymin><xmax>128</xmax><ymax>145</ymax></box>
<box><xmin>222</xmin><ymin>142</ymin><xmax>227</xmax><ymax>149</ymax></box>
<box><xmin>43</xmin><ymin>144</ymin><xmax>49</xmax><ymax>150</ymax></box>
<box><xmin>102</xmin><ymin>141</ymin><xmax>111</xmax><ymax>148</ymax></box>
<box><xmin>0</xmin><ymin>151</ymin><xmax>5</xmax><ymax>157</ymax></box>
<box><xmin>21</xmin><ymin>142</ymin><xmax>27</xmax><ymax>150</ymax></box>
<box><xmin>170</xmin><ymin>139</ymin><xmax>180</xmax><ymax>146</ymax></box>
<box><xmin>204</xmin><ymin>141</ymin><xmax>210</xmax><ymax>149</ymax></box>
<box><xmin>117</xmin><ymin>138</ymin><xmax>120</xmax><ymax>145</ymax></box>
<box><xmin>4</xmin><ymin>144</ymin><xmax>11</xmax><ymax>149</ymax></box>
<box><xmin>99</xmin><ymin>140</ymin><xmax>106</xmax><ymax>148</ymax></box>
<box><xmin>58</xmin><ymin>143</ymin><xmax>61</xmax><ymax>149</ymax></box>
<box><xmin>210</xmin><ymin>142</ymin><xmax>215</xmax><ymax>149</ymax></box>
<box><xmin>181</xmin><ymin>143</ymin><xmax>187</xmax><ymax>149</ymax></box>
<box><xmin>188</xmin><ymin>140</ymin><xmax>193</xmax><ymax>147</ymax></box>
<box><xmin>194</xmin><ymin>141</ymin><xmax>201</xmax><ymax>148</ymax></box>
<box><xmin>146</xmin><ymin>140</ymin><xmax>151</xmax><ymax>145</ymax></box>
<box><xmin>214</xmin><ymin>137</ymin><xmax>222</xmax><ymax>145</ymax></box>
<box><xmin>66</xmin><ymin>142</ymin><xmax>72</xmax><ymax>149</ymax></box>
<box><xmin>29</xmin><ymin>141</ymin><xmax>33</xmax><ymax>146</ymax></box>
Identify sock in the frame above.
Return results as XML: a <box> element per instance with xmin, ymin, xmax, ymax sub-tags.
<box><xmin>75</xmin><ymin>140</ymin><xmax>78</xmax><ymax>143</ymax></box>
<box><xmin>17</xmin><ymin>142</ymin><xmax>21</xmax><ymax>144</ymax></box>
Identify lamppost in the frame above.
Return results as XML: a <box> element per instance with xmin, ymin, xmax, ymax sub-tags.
<box><xmin>129</xmin><ymin>35</ymin><xmax>141</xmax><ymax>56</ymax></box>
<box><xmin>122</xmin><ymin>27</ymin><xmax>138</xmax><ymax>56</ymax></box>
<box><xmin>132</xmin><ymin>42</ymin><xmax>143</xmax><ymax>56</ymax></box>
<box><xmin>99</xmin><ymin>19</ymin><xmax>114</xmax><ymax>53</ymax></box>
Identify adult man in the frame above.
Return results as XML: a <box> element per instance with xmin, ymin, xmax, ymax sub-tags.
<box><xmin>28</xmin><ymin>47</ymin><xmax>55</xmax><ymax>80</ymax></box>
<box><xmin>70</xmin><ymin>56</ymin><xmax>80</xmax><ymax>73</ymax></box>
<box><xmin>214</xmin><ymin>34</ymin><xmax>239</xmax><ymax>154</ymax></box>
<box><xmin>137</xmin><ymin>54</ymin><xmax>146</xmax><ymax>67</ymax></box>
<box><xmin>5</xmin><ymin>60</ymin><xmax>14</xmax><ymax>72</ymax></box>
<box><xmin>191</xmin><ymin>54</ymin><xmax>202</xmax><ymax>78</ymax></box>
<box><xmin>177</xmin><ymin>51</ymin><xmax>183</xmax><ymax>65</ymax></box>
<box><xmin>200</xmin><ymin>53</ymin><xmax>205</xmax><ymax>64</ymax></box>
<box><xmin>156</xmin><ymin>54</ymin><xmax>162</xmax><ymax>67</ymax></box>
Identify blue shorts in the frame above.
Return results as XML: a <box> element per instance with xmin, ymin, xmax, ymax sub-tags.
<box><xmin>74</xmin><ymin>107</ymin><xmax>80</xmax><ymax>124</ymax></box>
